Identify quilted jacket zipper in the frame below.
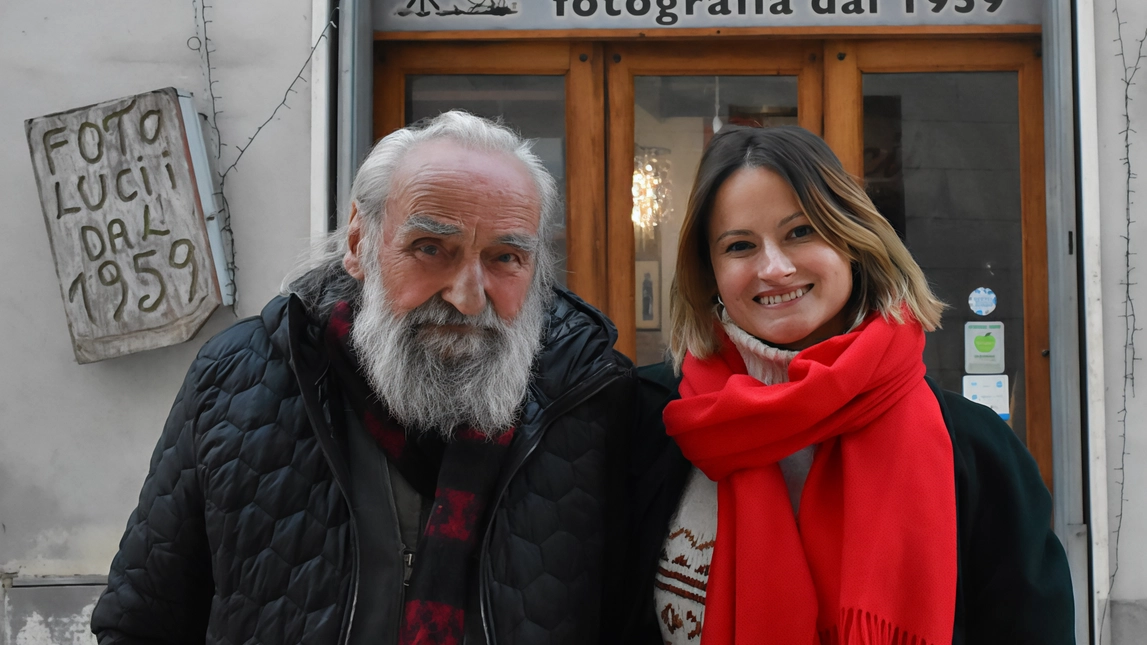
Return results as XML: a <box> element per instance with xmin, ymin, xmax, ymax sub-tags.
<box><xmin>286</xmin><ymin>297</ymin><xmax>362</xmax><ymax>645</ymax></box>
<box><xmin>477</xmin><ymin>364</ymin><xmax>621</xmax><ymax>645</ymax></box>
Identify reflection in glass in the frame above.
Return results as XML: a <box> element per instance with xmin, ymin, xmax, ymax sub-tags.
<box><xmin>406</xmin><ymin>75</ymin><xmax>568</xmax><ymax>285</ymax></box>
<box><xmin>862</xmin><ymin>72</ymin><xmax>1026</xmax><ymax>442</ymax></box>
<box><xmin>632</xmin><ymin>75</ymin><xmax>799</xmax><ymax>365</ymax></box>
<box><xmin>632</xmin><ymin>146</ymin><xmax>672</xmax><ymax>243</ymax></box>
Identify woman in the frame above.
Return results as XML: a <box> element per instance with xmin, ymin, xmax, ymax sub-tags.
<box><xmin>621</xmin><ymin>126</ymin><xmax>1074</xmax><ymax>644</ymax></box>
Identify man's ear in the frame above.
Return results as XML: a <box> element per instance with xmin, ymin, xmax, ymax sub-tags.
<box><xmin>343</xmin><ymin>202</ymin><xmax>366</xmax><ymax>281</ymax></box>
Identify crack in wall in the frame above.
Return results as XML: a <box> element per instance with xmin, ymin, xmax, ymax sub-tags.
<box><xmin>1105</xmin><ymin>0</ymin><xmax>1146</xmax><ymax>640</ymax></box>
<box><xmin>187</xmin><ymin>1</ymin><xmax>337</xmax><ymax>313</ymax></box>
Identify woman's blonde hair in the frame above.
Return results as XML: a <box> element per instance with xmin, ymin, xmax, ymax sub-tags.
<box><xmin>669</xmin><ymin>125</ymin><xmax>945</xmax><ymax>371</ymax></box>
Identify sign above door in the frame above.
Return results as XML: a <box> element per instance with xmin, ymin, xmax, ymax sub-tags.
<box><xmin>374</xmin><ymin>0</ymin><xmax>1041</xmax><ymax>32</ymax></box>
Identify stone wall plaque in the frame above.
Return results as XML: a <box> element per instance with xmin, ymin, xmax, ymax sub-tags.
<box><xmin>26</xmin><ymin>88</ymin><xmax>222</xmax><ymax>363</ymax></box>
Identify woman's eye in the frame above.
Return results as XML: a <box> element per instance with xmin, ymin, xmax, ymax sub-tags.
<box><xmin>790</xmin><ymin>225</ymin><xmax>815</xmax><ymax>239</ymax></box>
<box><xmin>725</xmin><ymin>240</ymin><xmax>753</xmax><ymax>253</ymax></box>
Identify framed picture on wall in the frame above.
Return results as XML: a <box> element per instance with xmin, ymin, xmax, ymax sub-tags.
<box><xmin>635</xmin><ymin>260</ymin><xmax>661</xmax><ymax>330</ymax></box>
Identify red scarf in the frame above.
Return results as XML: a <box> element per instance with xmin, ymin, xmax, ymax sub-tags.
<box><xmin>663</xmin><ymin>313</ymin><xmax>956</xmax><ymax>645</ymax></box>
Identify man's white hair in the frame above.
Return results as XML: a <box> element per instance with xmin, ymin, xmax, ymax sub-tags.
<box><xmin>284</xmin><ymin>110</ymin><xmax>561</xmax><ymax>314</ymax></box>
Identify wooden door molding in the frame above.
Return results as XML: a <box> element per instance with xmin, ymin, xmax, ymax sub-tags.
<box><xmin>605</xmin><ymin>45</ymin><xmax>636</xmax><ymax>358</ymax></box>
<box><xmin>371</xmin><ymin>41</ymin><xmax>608</xmax><ymax>311</ymax></box>
<box><xmin>823</xmin><ymin>40</ymin><xmax>863</xmax><ymax>177</ymax></box>
<box><xmin>823</xmin><ymin>37</ymin><xmax>1052</xmax><ymax>489</ymax></box>
<box><xmin>1017</xmin><ymin>53</ymin><xmax>1052</xmax><ymax>492</ymax></box>
<box><xmin>374</xmin><ymin>41</ymin><xmax>577</xmax><ymax>140</ymax></box>
<box><xmin>854</xmin><ymin>38</ymin><xmax>1042</xmax><ymax>73</ymax></box>
<box><xmin>565</xmin><ymin>43</ymin><xmax>608</xmax><ymax>310</ymax></box>
<box><xmin>604</xmin><ymin>41</ymin><xmax>822</xmax><ymax>358</ymax></box>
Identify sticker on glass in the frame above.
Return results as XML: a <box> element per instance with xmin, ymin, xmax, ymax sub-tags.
<box><xmin>962</xmin><ymin>374</ymin><xmax>1010</xmax><ymax>420</ymax></box>
<box><xmin>968</xmin><ymin>287</ymin><xmax>997</xmax><ymax>316</ymax></box>
<box><xmin>965</xmin><ymin>321</ymin><xmax>1005</xmax><ymax>374</ymax></box>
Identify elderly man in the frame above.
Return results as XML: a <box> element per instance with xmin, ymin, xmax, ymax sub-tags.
<box><xmin>91</xmin><ymin>111</ymin><xmax>637</xmax><ymax>645</ymax></box>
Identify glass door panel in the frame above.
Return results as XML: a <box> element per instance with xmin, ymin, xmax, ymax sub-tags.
<box><xmin>632</xmin><ymin>76</ymin><xmax>799</xmax><ymax>365</ymax></box>
<box><xmin>828</xmin><ymin>38</ymin><xmax>1050</xmax><ymax>488</ymax></box>
<box><xmin>405</xmin><ymin>74</ymin><xmax>569</xmax><ymax>285</ymax></box>
<box><xmin>862</xmin><ymin>71</ymin><xmax>1028</xmax><ymax>441</ymax></box>
<box><xmin>605</xmin><ymin>41</ymin><xmax>820</xmax><ymax>360</ymax></box>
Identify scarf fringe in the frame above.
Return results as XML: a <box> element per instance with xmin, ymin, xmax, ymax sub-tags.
<box><xmin>818</xmin><ymin>608</ymin><xmax>936</xmax><ymax>645</ymax></box>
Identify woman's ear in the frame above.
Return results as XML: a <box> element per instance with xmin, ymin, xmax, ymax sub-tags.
<box><xmin>343</xmin><ymin>202</ymin><xmax>366</xmax><ymax>281</ymax></box>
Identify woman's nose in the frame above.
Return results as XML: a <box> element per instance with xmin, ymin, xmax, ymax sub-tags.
<box><xmin>757</xmin><ymin>244</ymin><xmax>796</xmax><ymax>281</ymax></box>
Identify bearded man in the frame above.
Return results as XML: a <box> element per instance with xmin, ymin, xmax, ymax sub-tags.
<box><xmin>91</xmin><ymin>111</ymin><xmax>637</xmax><ymax>645</ymax></box>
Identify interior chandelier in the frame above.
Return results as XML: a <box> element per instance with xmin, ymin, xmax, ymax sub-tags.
<box><xmin>631</xmin><ymin>145</ymin><xmax>672</xmax><ymax>240</ymax></box>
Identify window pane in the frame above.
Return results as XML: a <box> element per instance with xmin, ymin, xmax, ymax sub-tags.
<box><xmin>406</xmin><ymin>75</ymin><xmax>567</xmax><ymax>286</ymax></box>
<box><xmin>863</xmin><ymin>72</ymin><xmax>1026</xmax><ymax>442</ymax></box>
<box><xmin>633</xmin><ymin>75</ymin><xmax>799</xmax><ymax>365</ymax></box>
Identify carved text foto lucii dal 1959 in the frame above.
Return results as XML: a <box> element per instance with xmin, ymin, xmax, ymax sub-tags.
<box><xmin>26</xmin><ymin>88</ymin><xmax>221</xmax><ymax>364</ymax></box>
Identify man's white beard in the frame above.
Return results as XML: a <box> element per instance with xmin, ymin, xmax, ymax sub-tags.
<box><xmin>350</xmin><ymin>261</ymin><xmax>549</xmax><ymax>439</ymax></box>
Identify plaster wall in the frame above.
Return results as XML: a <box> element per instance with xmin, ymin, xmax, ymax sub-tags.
<box><xmin>0</xmin><ymin>0</ymin><xmax>317</xmax><ymax>639</ymax></box>
<box><xmin>1094</xmin><ymin>0</ymin><xmax>1147</xmax><ymax>641</ymax></box>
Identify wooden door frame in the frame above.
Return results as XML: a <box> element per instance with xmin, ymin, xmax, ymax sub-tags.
<box><xmin>822</xmin><ymin>37</ymin><xmax>1053</xmax><ymax>489</ymax></box>
<box><xmin>603</xmin><ymin>40</ymin><xmax>824</xmax><ymax>358</ymax></box>
<box><xmin>373</xmin><ymin>41</ymin><xmax>609</xmax><ymax>310</ymax></box>
<box><xmin>369</xmin><ymin>36</ymin><xmax>1052</xmax><ymax>487</ymax></box>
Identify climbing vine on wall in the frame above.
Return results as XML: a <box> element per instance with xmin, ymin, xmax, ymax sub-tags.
<box><xmin>188</xmin><ymin>1</ymin><xmax>337</xmax><ymax>312</ymax></box>
<box><xmin>1107</xmin><ymin>0</ymin><xmax>1145</xmax><ymax>637</ymax></box>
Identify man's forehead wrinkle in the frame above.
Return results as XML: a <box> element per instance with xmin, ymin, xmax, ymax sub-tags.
<box><xmin>383</xmin><ymin>145</ymin><xmax>543</xmax><ymax>240</ymax></box>
<box><xmin>403</xmin><ymin>167</ymin><xmax>537</xmax><ymax>203</ymax></box>
<box><xmin>398</xmin><ymin>181</ymin><xmax>541</xmax><ymax>228</ymax></box>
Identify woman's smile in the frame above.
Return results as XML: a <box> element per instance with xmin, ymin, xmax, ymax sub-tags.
<box><xmin>753</xmin><ymin>285</ymin><xmax>810</xmax><ymax>306</ymax></box>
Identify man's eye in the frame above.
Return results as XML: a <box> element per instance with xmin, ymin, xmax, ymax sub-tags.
<box><xmin>495</xmin><ymin>253</ymin><xmax>517</xmax><ymax>264</ymax></box>
<box><xmin>417</xmin><ymin>244</ymin><xmax>439</xmax><ymax>256</ymax></box>
<box><xmin>791</xmin><ymin>225</ymin><xmax>814</xmax><ymax>239</ymax></box>
<box><xmin>725</xmin><ymin>241</ymin><xmax>753</xmax><ymax>253</ymax></box>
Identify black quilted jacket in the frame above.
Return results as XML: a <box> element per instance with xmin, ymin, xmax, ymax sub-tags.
<box><xmin>91</xmin><ymin>288</ymin><xmax>638</xmax><ymax>645</ymax></box>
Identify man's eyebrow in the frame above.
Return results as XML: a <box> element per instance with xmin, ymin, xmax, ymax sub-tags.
<box><xmin>400</xmin><ymin>214</ymin><xmax>461</xmax><ymax>237</ymax></box>
<box><xmin>496</xmin><ymin>233</ymin><xmax>540</xmax><ymax>254</ymax></box>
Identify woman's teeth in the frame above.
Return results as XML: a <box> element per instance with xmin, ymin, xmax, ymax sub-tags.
<box><xmin>759</xmin><ymin>287</ymin><xmax>805</xmax><ymax>305</ymax></box>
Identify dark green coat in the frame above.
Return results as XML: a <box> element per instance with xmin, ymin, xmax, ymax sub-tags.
<box><xmin>616</xmin><ymin>363</ymin><xmax>1075</xmax><ymax>645</ymax></box>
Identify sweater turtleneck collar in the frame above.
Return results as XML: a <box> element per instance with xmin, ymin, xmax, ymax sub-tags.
<box><xmin>719</xmin><ymin>312</ymin><xmax>799</xmax><ymax>386</ymax></box>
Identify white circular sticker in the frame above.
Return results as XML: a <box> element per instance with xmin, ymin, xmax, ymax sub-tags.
<box><xmin>968</xmin><ymin>287</ymin><xmax>997</xmax><ymax>316</ymax></box>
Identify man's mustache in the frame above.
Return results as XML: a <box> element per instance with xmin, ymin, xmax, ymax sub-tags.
<box><xmin>400</xmin><ymin>295</ymin><xmax>503</xmax><ymax>332</ymax></box>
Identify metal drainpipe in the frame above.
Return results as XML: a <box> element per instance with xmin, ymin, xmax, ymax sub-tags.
<box><xmin>310</xmin><ymin>0</ymin><xmax>336</xmax><ymax>240</ymax></box>
<box><xmin>1043</xmin><ymin>0</ymin><xmax>1091</xmax><ymax>642</ymax></box>
<box><xmin>1072</xmin><ymin>0</ymin><xmax>1111</xmax><ymax>642</ymax></box>
<box><xmin>336</xmin><ymin>0</ymin><xmax>374</xmax><ymax>230</ymax></box>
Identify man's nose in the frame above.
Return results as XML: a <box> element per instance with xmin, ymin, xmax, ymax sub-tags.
<box><xmin>758</xmin><ymin>243</ymin><xmax>796</xmax><ymax>281</ymax></box>
<box><xmin>440</xmin><ymin>260</ymin><xmax>487</xmax><ymax>316</ymax></box>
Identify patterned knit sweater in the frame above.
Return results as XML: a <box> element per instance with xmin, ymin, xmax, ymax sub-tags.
<box><xmin>653</xmin><ymin>320</ymin><xmax>814</xmax><ymax>645</ymax></box>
